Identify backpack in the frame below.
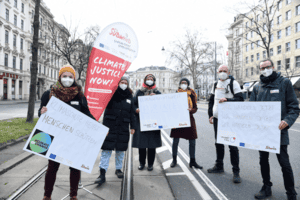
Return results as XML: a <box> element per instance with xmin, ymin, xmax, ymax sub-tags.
<box><xmin>213</xmin><ymin>77</ymin><xmax>235</xmax><ymax>95</ymax></box>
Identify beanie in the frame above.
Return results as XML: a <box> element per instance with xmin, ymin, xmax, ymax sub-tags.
<box><xmin>59</xmin><ymin>64</ymin><xmax>76</xmax><ymax>78</ymax></box>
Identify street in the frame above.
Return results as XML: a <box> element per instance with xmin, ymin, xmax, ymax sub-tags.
<box><xmin>0</xmin><ymin>103</ymin><xmax>40</xmax><ymax>121</ymax></box>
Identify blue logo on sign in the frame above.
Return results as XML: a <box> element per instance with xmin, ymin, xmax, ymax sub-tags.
<box><xmin>50</xmin><ymin>153</ymin><xmax>56</xmax><ymax>159</ymax></box>
<box><xmin>239</xmin><ymin>143</ymin><xmax>245</xmax><ymax>147</ymax></box>
<box><xmin>100</xmin><ymin>43</ymin><xmax>104</xmax><ymax>48</ymax></box>
<box><xmin>158</xmin><ymin>126</ymin><xmax>163</xmax><ymax>129</ymax></box>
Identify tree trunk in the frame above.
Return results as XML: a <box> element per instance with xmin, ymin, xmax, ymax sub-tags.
<box><xmin>26</xmin><ymin>0</ymin><xmax>40</xmax><ymax>123</ymax></box>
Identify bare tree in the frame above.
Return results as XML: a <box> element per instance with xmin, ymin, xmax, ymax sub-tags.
<box><xmin>26</xmin><ymin>0</ymin><xmax>40</xmax><ymax>123</ymax></box>
<box><xmin>167</xmin><ymin>29</ymin><xmax>215</xmax><ymax>89</ymax></box>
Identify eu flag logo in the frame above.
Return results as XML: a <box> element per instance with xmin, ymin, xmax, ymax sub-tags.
<box><xmin>239</xmin><ymin>143</ymin><xmax>245</xmax><ymax>147</ymax></box>
<box><xmin>50</xmin><ymin>153</ymin><xmax>56</xmax><ymax>159</ymax></box>
<box><xmin>158</xmin><ymin>126</ymin><xmax>163</xmax><ymax>128</ymax></box>
<box><xmin>100</xmin><ymin>43</ymin><xmax>104</xmax><ymax>48</ymax></box>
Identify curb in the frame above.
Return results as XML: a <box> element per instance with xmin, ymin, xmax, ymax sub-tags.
<box><xmin>0</xmin><ymin>152</ymin><xmax>34</xmax><ymax>176</ymax></box>
<box><xmin>0</xmin><ymin>135</ymin><xmax>30</xmax><ymax>151</ymax></box>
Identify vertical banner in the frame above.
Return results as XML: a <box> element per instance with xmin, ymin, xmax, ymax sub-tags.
<box><xmin>85</xmin><ymin>22</ymin><xmax>139</xmax><ymax>120</ymax></box>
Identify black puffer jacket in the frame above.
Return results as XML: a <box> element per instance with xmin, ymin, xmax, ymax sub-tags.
<box><xmin>101</xmin><ymin>87</ymin><xmax>137</xmax><ymax>151</ymax></box>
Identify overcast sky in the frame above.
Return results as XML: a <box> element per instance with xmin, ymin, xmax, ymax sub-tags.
<box><xmin>44</xmin><ymin>0</ymin><xmax>246</xmax><ymax>72</ymax></box>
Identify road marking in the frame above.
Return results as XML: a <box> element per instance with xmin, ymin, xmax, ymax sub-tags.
<box><xmin>161</xmin><ymin>135</ymin><xmax>212</xmax><ymax>200</ymax></box>
<box><xmin>157</xmin><ymin>145</ymin><xmax>168</xmax><ymax>153</ymax></box>
<box><xmin>162</xmin><ymin>130</ymin><xmax>229</xmax><ymax>200</ymax></box>
<box><xmin>290</xmin><ymin>129</ymin><xmax>300</xmax><ymax>133</ymax></box>
<box><xmin>162</xmin><ymin>159</ymin><xmax>173</xmax><ymax>170</ymax></box>
<box><xmin>166</xmin><ymin>172</ymin><xmax>186</xmax><ymax>176</ymax></box>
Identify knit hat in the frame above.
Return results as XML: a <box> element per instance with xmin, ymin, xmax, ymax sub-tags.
<box><xmin>218</xmin><ymin>64</ymin><xmax>229</xmax><ymax>72</ymax></box>
<box><xmin>144</xmin><ymin>74</ymin><xmax>156</xmax><ymax>83</ymax></box>
<box><xmin>59</xmin><ymin>64</ymin><xmax>76</xmax><ymax>78</ymax></box>
<box><xmin>179</xmin><ymin>78</ymin><xmax>190</xmax><ymax>86</ymax></box>
<box><xmin>120</xmin><ymin>76</ymin><xmax>130</xmax><ymax>84</ymax></box>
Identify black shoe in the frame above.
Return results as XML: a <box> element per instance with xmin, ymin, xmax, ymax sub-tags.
<box><xmin>115</xmin><ymin>169</ymin><xmax>124</xmax><ymax>178</ymax></box>
<box><xmin>170</xmin><ymin>157</ymin><xmax>177</xmax><ymax>168</ymax></box>
<box><xmin>207</xmin><ymin>165</ymin><xmax>224</xmax><ymax>173</ymax></box>
<box><xmin>94</xmin><ymin>168</ymin><xmax>106</xmax><ymax>185</ymax></box>
<box><xmin>147</xmin><ymin>165</ymin><xmax>153</xmax><ymax>171</ymax></box>
<box><xmin>189</xmin><ymin>158</ymin><xmax>203</xmax><ymax>169</ymax></box>
<box><xmin>233</xmin><ymin>172</ymin><xmax>241</xmax><ymax>183</ymax></box>
<box><xmin>287</xmin><ymin>194</ymin><xmax>297</xmax><ymax>200</ymax></box>
<box><xmin>254</xmin><ymin>185</ymin><xmax>272</xmax><ymax>199</ymax></box>
<box><xmin>138</xmin><ymin>164</ymin><xmax>145</xmax><ymax>170</ymax></box>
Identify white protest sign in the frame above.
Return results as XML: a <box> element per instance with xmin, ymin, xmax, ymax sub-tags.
<box><xmin>218</xmin><ymin>102</ymin><xmax>281</xmax><ymax>154</ymax></box>
<box><xmin>23</xmin><ymin>97</ymin><xmax>109</xmax><ymax>173</ymax></box>
<box><xmin>138</xmin><ymin>93</ymin><xmax>191</xmax><ymax>131</ymax></box>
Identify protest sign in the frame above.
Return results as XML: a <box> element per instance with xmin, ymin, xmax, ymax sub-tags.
<box><xmin>138</xmin><ymin>93</ymin><xmax>191</xmax><ymax>131</ymax></box>
<box><xmin>84</xmin><ymin>22</ymin><xmax>139</xmax><ymax>120</ymax></box>
<box><xmin>217</xmin><ymin>102</ymin><xmax>281</xmax><ymax>153</ymax></box>
<box><xmin>23</xmin><ymin>97</ymin><xmax>109</xmax><ymax>173</ymax></box>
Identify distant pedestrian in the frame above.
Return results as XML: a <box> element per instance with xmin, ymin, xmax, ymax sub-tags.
<box><xmin>170</xmin><ymin>78</ymin><xmax>202</xmax><ymax>169</ymax></box>
<box><xmin>207</xmin><ymin>64</ymin><xmax>244</xmax><ymax>183</ymax></box>
<box><xmin>250</xmin><ymin>59</ymin><xmax>300</xmax><ymax>200</ymax></box>
<box><xmin>39</xmin><ymin>64</ymin><xmax>95</xmax><ymax>200</ymax></box>
<box><xmin>132</xmin><ymin>74</ymin><xmax>162</xmax><ymax>171</ymax></box>
<box><xmin>94</xmin><ymin>76</ymin><xmax>136</xmax><ymax>186</ymax></box>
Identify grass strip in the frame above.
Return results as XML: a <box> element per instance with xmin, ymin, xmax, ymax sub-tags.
<box><xmin>0</xmin><ymin>118</ymin><xmax>38</xmax><ymax>144</ymax></box>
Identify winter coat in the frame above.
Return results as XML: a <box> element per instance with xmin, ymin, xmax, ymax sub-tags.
<box><xmin>38</xmin><ymin>90</ymin><xmax>95</xmax><ymax>120</ymax></box>
<box><xmin>250</xmin><ymin>72</ymin><xmax>300</xmax><ymax>145</ymax></box>
<box><xmin>170</xmin><ymin>88</ymin><xmax>198</xmax><ymax>140</ymax></box>
<box><xmin>132</xmin><ymin>89</ymin><xmax>162</xmax><ymax>148</ymax></box>
<box><xmin>101</xmin><ymin>88</ymin><xmax>137</xmax><ymax>151</ymax></box>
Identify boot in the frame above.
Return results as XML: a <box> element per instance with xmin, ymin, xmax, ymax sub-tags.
<box><xmin>70</xmin><ymin>197</ymin><xmax>77</xmax><ymax>200</ymax></box>
<box><xmin>43</xmin><ymin>197</ymin><xmax>51</xmax><ymax>200</ymax></box>
<box><xmin>138</xmin><ymin>163</ymin><xmax>145</xmax><ymax>170</ymax></box>
<box><xmin>287</xmin><ymin>194</ymin><xmax>297</xmax><ymax>200</ymax></box>
<box><xmin>189</xmin><ymin>158</ymin><xmax>203</xmax><ymax>169</ymax></box>
<box><xmin>94</xmin><ymin>168</ymin><xmax>106</xmax><ymax>185</ymax></box>
<box><xmin>207</xmin><ymin>164</ymin><xmax>224</xmax><ymax>173</ymax></box>
<box><xmin>115</xmin><ymin>169</ymin><xmax>124</xmax><ymax>178</ymax></box>
<box><xmin>170</xmin><ymin>156</ymin><xmax>177</xmax><ymax>168</ymax></box>
<box><xmin>254</xmin><ymin>185</ymin><xmax>272</xmax><ymax>199</ymax></box>
<box><xmin>233</xmin><ymin>172</ymin><xmax>241</xmax><ymax>183</ymax></box>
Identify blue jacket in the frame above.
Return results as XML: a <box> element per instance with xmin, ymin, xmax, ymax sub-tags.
<box><xmin>250</xmin><ymin>72</ymin><xmax>300</xmax><ymax>145</ymax></box>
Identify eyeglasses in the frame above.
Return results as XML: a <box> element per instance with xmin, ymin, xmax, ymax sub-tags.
<box><xmin>219</xmin><ymin>70</ymin><xmax>228</xmax><ymax>73</ymax></box>
<box><xmin>260</xmin><ymin>66</ymin><xmax>272</xmax><ymax>71</ymax></box>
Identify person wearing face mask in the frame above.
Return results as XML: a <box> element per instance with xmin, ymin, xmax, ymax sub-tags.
<box><xmin>95</xmin><ymin>76</ymin><xmax>136</xmax><ymax>186</ymax></box>
<box><xmin>169</xmin><ymin>78</ymin><xmax>203</xmax><ymax>169</ymax></box>
<box><xmin>39</xmin><ymin>64</ymin><xmax>95</xmax><ymax>200</ymax></box>
<box><xmin>132</xmin><ymin>74</ymin><xmax>162</xmax><ymax>171</ymax></box>
<box><xmin>207</xmin><ymin>64</ymin><xmax>244</xmax><ymax>184</ymax></box>
<box><xmin>250</xmin><ymin>59</ymin><xmax>300</xmax><ymax>200</ymax></box>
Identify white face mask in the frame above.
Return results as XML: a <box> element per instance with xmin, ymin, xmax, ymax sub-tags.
<box><xmin>261</xmin><ymin>68</ymin><xmax>273</xmax><ymax>77</ymax></box>
<box><xmin>180</xmin><ymin>84</ymin><xmax>187</xmax><ymax>90</ymax></box>
<box><xmin>146</xmin><ymin>80</ymin><xmax>153</xmax><ymax>86</ymax></box>
<box><xmin>61</xmin><ymin>77</ymin><xmax>74</xmax><ymax>87</ymax></box>
<box><xmin>218</xmin><ymin>72</ymin><xmax>228</xmax><ymax>80</ymax></box>
<box><xmin>119</xmin><ymin>84</ymin><xmax>127</xmax><ymax>90</ymax></box>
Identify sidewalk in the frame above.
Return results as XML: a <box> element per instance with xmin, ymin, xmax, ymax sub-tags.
<box><xmin>0</xmin><ymin>99</ymin><xmax>41</xmax><ymax>105</ymax></box>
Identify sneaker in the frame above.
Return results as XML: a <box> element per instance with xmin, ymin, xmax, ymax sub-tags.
<box><xmin>115</xmin><ymin>169</ymin><xmax>124</xmax><ymax>178</ymax></box>
<box><xmin>233</xmin><ymin>173</ymin><xmax>241</xmax><ymax>183</ymax></box>
<box><xmin>254</xmin><ymin>185</ymin><xmax>272</xmax><ymax>199</ymax></box>
<box><xmin>207</xmin><ymin>165</ymin><xmax>224</xmax><ymax>173</ymax></box>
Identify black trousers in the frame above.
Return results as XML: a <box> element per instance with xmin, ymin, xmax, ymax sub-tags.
<box><xmin>139</xmin><ymin>148</ymin><xmax>156</xmax><ymax>166</ymax></box>
<box><xmin>213</xmin><ymin>118</ymin><xmax>240</xmax><ymax>173</ymax></box>
<box><xmin>259</xmin><ymin>145</ymin><xmax>297</xmax><ymax>196</ymax></box>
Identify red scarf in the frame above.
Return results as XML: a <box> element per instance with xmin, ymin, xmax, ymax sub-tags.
<box><xmin>142</xmin><ymin>82</ymin><xmax>156</xmax><ymax>90</ymax></box>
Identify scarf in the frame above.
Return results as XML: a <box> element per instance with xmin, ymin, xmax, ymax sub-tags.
<box><xmin>141</xmin><ymin>83</ymin><xmax>157</xmax><ymax>95</ymax></box>
<box><xmin>260</xmin><ymin>71</ymin><xmax>278</xmax><ymax>84</ymax></box>
<box><xmin>49</xmin><ymin>80</ymin><xmax>82</xmax><ymax>102</ymax></box>
<box><xmin>177</xmin><ymin>88</ymin><xmax>195</xmax><ymax>109</ymax></box>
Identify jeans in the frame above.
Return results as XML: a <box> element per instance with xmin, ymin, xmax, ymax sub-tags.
<box><xmin>139</xmin><ymin>148</ymin><xmax>156</xmax><ymax>166</ymax></box>
<box><xmin>213</xmin><ymin>117</ymin><xmax>240</xmax><ymax>173</ymax></box>
<box><xmin>99</xmin><ymin>150</ymin><xmax>125</xmax><ymax>171</ymax></box>
<box><xmin>172</xmin><ymin>138</ymin><xmax>196</xmax><ymax>159</ymax></box>
<box><xmin>259</xmin><ymin>145</ymin><xmax>297</xmax><ymax>196</ymax></box>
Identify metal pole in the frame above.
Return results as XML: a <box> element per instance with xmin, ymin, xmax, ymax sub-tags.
<box><xmin>214</xmin><ymin>42</ymin><xmax>217</xmax><ymax>81</ymax></box>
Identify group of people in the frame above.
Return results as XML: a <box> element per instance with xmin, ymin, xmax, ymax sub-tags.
<box><xmin>39</xmin><ymin>58</ymin><xmax>300</xmax><ymax>200</ymax></box>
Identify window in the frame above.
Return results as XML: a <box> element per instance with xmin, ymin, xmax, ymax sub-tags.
<box><xmin>40</xmin><ymin>31</ymin><xmax>42</xmax><ymax>38</ymax></box>
<box><xmin>14</xmin><ymin>15</ymin><xmax>17</xmax><ymax>26</ymax></box>
<box><xmin>13</xmin><ymin>35</ymin><xmax>16</xmax><ymax>47</ymax></box>
<box><xmin>286</xmin><ymin>58</ymin><xmax>290</xmax><ymax>69</ymax></box>
<box><xmin>5</xmin><ymin>30</ymin><xmax>9</xmax><ymax>44</ymax></box>
<box><xmin>277</xmin><ymin>60</ymin><xmax>281</xmax><ymax>70</ymax></box>
<box><xmin>44</xmin><ymin>66</ymin><xmax>46</xmax><ymax>74</ymax></box>
<box><xmin>286</xmin><ymin>42</ymin><xmax>291</xmax><ymax>52</ymax></box>
<box><xmin>13</xmin><ymin>56</ymin><xmax>16</xmax><ymax>69</ymax></box>
<box><xmin>251</xmin><ymin>55</ymin><xmax>254</xmax><ymax>62</ymax></box>
<box><xmin>40</xmin><ymin>18</ymin><xmax>42</xmax><ymax>27</ymax></box>
<box><xmin>20</xmin><ymin>38</ymin><xmax>23</xmax><ymax>50</ymax></box>
<box><xmin>257</xmin><ymin>14</ymin><xmax>260</xmax><ymax>21</ymax></box>
<box><xmin>251</xmin><ymin>31</ymin><xmax>254</xmax><ymax>37</ymax></box>
<box><xmin>297</xmin><ymin>5</ymin><xmax>300</xmax><ymax>16</ymax></box>
<box><xmin>270</xmin><ymin>48</ymin><xmax>273</xmax><ymax>56</ymax></box>
<box><xmin>257</xmin><ymin>53</ymin><xmax>260</xmax><ymax>60</ymax></box>
<box><xmin>296</xmin><ymin>22</ymin><xmax>300</xmax><ymax>32</ymax></box>
<box><xmin>39</xmin><ymin>64</ymin><xmax>41</xmax><ymax>74</ymax></box>
<box><xmin>246</xmin><ymin>69</ymin><xmax>248</xmax><ymax>77</ymax></box>
<box><xmin>277</xmin><ymin>15</ymin><xmax>282</xmax><ymax>24</ymax></box>
<box><xmin>246</xmin><ymin>22</ymin><xmax>248</xmax><ymax>28</ymax></box>
<box><xmin>31</xmin><ymin>10</ymin><xmax>34</xmax><ymax>19</ymax></box>
<box><xmin>256</xmin><ymin>66</ymin><xmax>260</xmax><ymax>74</ymax></box>
<box><xmin>296</xmin><ymin>56</ymin><xmax>300</xmax><ymax>67</ymax></box>
<box><xmin>246</xmin><ymin>57</ymin><xmax>249</xmax><ymax>63</ymax></box>
<box><xmin>278</xmin><ymin>45</ymin><xmax>282</xmax><ymax>54</ymax></box>
<box><xmin>21</xmin><ymin>19</ymin><xmax>24</xmax><ymax>30</ymax></box>
<box><xmin>296</xmin><ymin>39</ymin><xmax>300</xmax><ymax>49</ymax></box>
<box><xmin>21</xmin><ymin>3</ymin><xmax>24</xmax><ymax>13</ymax></box>
<box><xmin>286</xmin><ymin>0</ymin><xmax>291</xmax><ymax>5</ymax></box>
<box><xmin>278</xmin><ymin>30</ymin><xmax>282</xmax><ymax>39</ymax></box>
<box><xmin>250</xmin><ymin>67</ymin><xmax>253</xmax><ymax>75</ymax></box>
<box><xmin>263</xmin><ymin>51</ymin><xmax>266</xmax><ymax>58</ymax></box>
<box><xmin>286</xmin><ymin>10</ymin><xmax>291</xmax><ymax>20</ymax></box>
<box><xmin>251</xmin><ymin>42</ymin><xmax>254</xmax><ymax>49</ymax></box>
<box><xmin>286</xmin><ymin>26</ymin><xmax>291</xmax><ymax>36</ymax></box>
<box><xmin>271</xmin><ymin>34</ymin><xmax>274</xmax><ymax>42</ymax></box>
<box><xmin>278</xmin><ymin>0</ymin><xmax>282</xmax><ymax>10</ymax></box>
<box><xmin>51</xmin><ymin>69</ymin><xmax>53</xmax><ymax>78</ymax></box>
<box><xmin>5</xmin><ymin>54</ymin><xmax>8</xmax><ymax>67</ymax></box>
<box><xmin>257</xmin><ymin>40</ymin><xmax>261</xmax><ymax>47</ymax></box>
<box><xmin>14</xmin><ymin>0</ymin><xmax>17</xmax><ymax>8</ymax></box>
<box><xmin>20</xmin><ymin>59</ymin><xmax>23</xmax><ymax>70</ymax></box>
<box><xmin>6</xmin><ymin>9</ymin><xmax>9</xmax><ymax>21</ymax></box>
